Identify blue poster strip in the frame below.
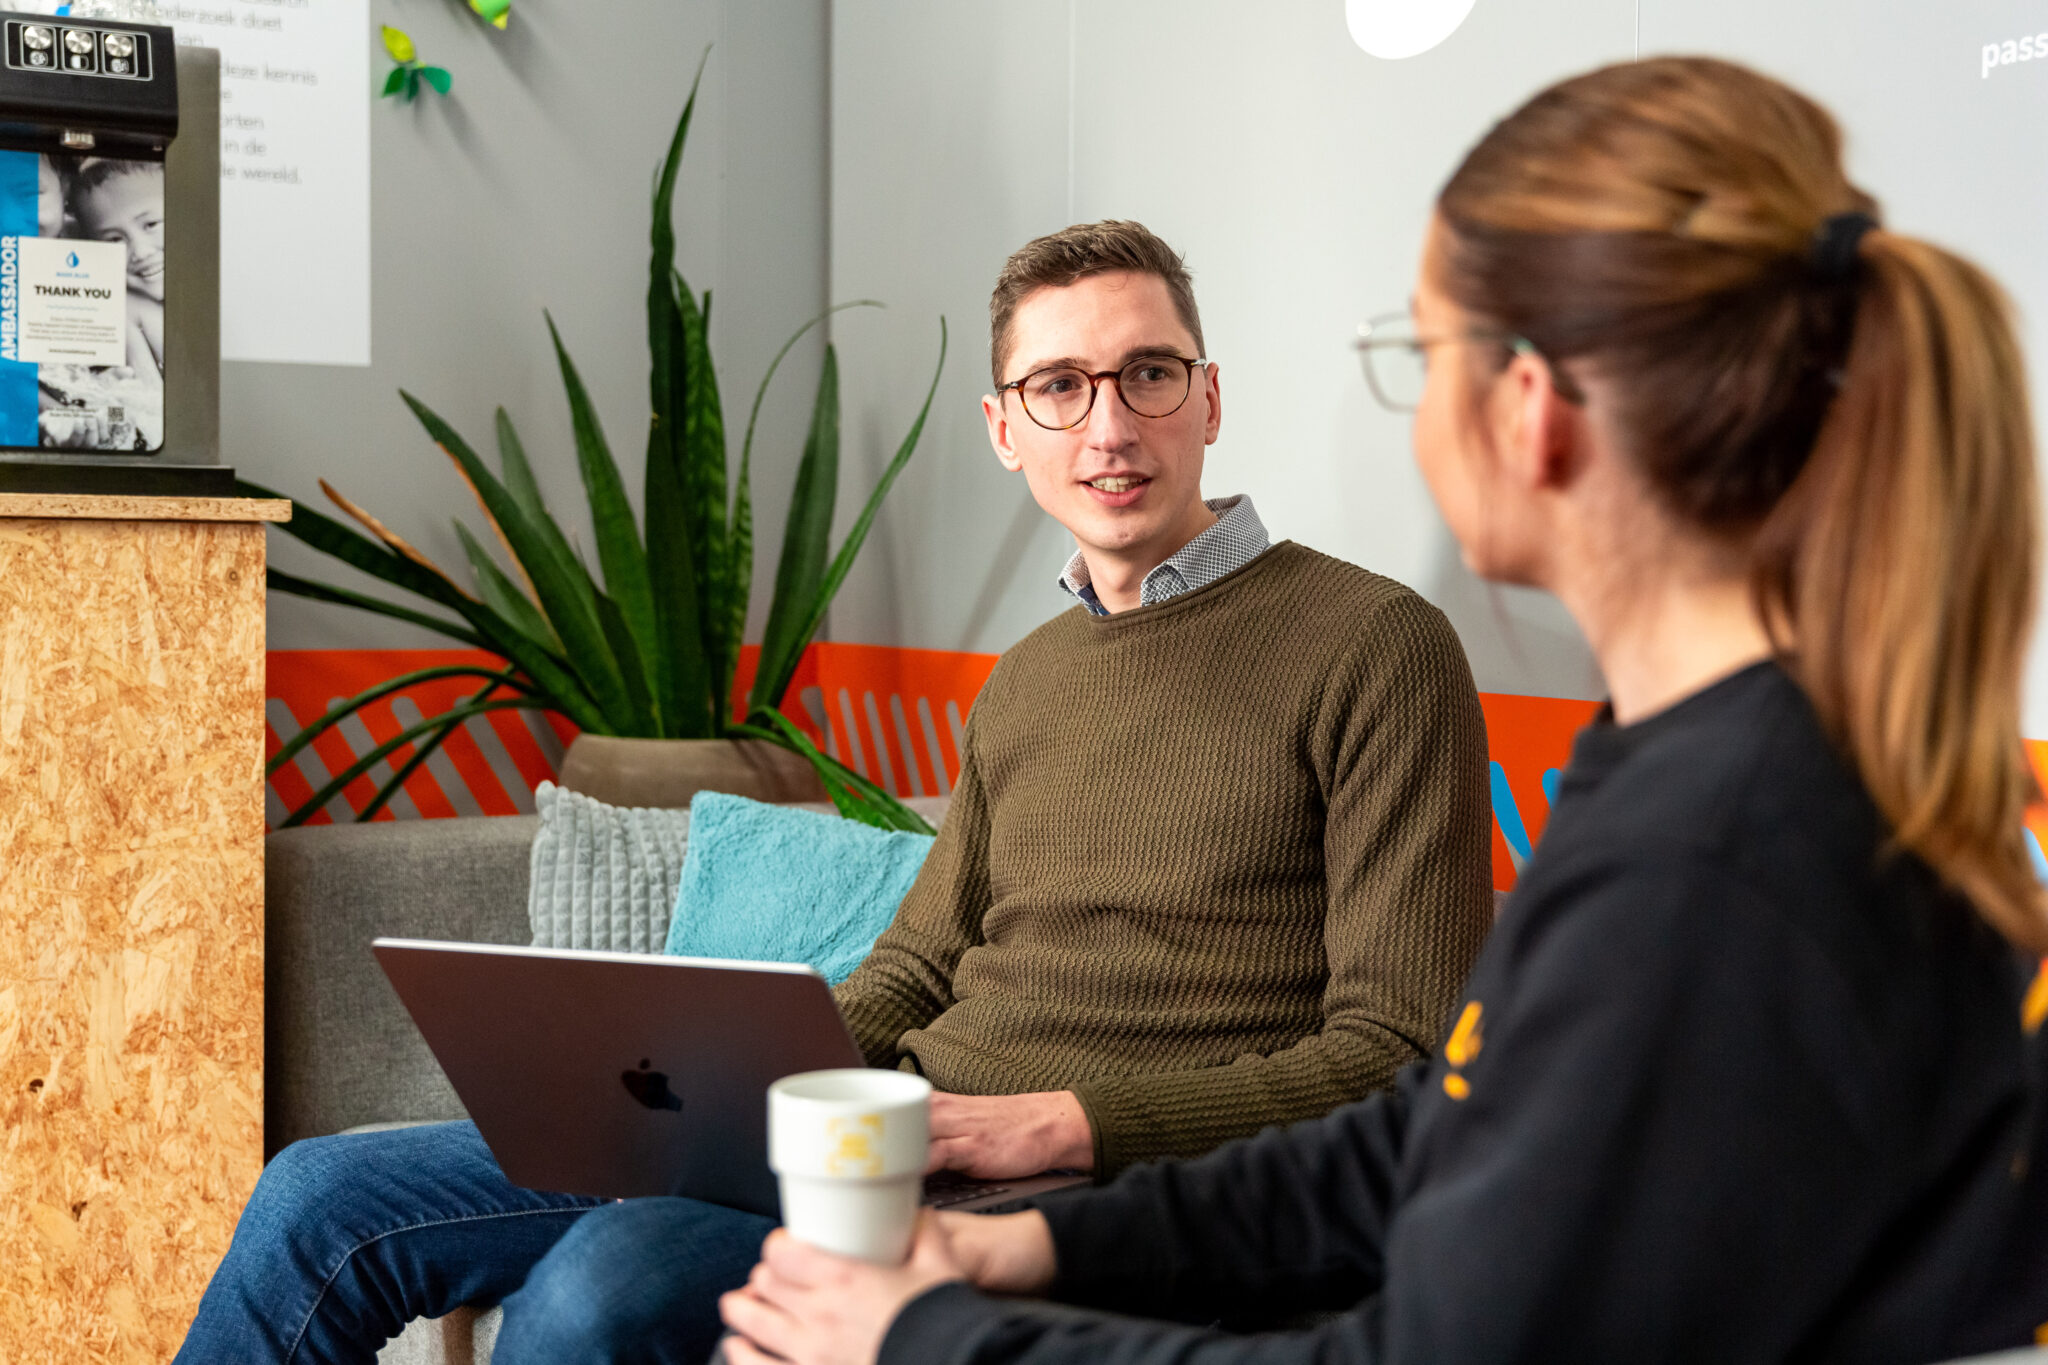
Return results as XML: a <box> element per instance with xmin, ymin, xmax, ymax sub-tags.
<box><xmin>0</xmin><ymin>150</ymin><xmax>41</xmax><ymax>446</ymax></box>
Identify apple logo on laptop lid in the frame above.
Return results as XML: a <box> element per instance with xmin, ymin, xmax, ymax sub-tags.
<box><xmin>621</xmin><ymin>1058</ymin><xmax>683</xmax><ymax>1112</ymax></box>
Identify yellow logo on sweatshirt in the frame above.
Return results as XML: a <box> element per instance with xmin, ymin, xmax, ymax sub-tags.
<box><xmin>1443</xmin><ymin>1001</ymin><xmax>1483</xmax><ymax>1100</ymax></box>
<box><xmin>2024</xmin><ymin>961</ymin><xmax>2048</xmax><ymax>1035</ymax></box>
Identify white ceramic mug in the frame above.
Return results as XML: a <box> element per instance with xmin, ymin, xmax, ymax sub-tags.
<box><xmin>767</xmin><ymin>1068</ymin><xmax>931</xmax><ymax>1264</ymax></box>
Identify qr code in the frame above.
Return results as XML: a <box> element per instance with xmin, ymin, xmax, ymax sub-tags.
<box><xmin>108</xmin><ymin>407</ymin><xmax>124</xmax><ymax>422</ymax></box>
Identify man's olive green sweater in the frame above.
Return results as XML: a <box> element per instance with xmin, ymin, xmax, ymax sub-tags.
<box><xmin>833</xmin><ymin>542</ymin><xmax>1494</xmax><ymax>1175</ymax></box>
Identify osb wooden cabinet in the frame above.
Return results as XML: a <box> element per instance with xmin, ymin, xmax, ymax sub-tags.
<box><xmin>0</xmin><ymin>494</ymin><xmax>288</xmax><ymax>1363</ymax></box>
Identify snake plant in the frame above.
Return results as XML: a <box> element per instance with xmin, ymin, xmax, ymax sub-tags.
<box><xmin>249</xmin><ymin>56</ymin><xmax>942</xmax><ymax>834</ymax></box>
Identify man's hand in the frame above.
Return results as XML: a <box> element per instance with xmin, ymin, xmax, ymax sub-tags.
<box><xmin>927</xmin><ymin>1091</ymin><xmax>1093</xmax><ymax>1178</ymax></box>
<box><xmin>720</xmin><ymin>1215</ymin><xmax>967</xmax><ymax>1365</ymax></box>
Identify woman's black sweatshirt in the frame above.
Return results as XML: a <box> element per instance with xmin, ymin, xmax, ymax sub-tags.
<box><xmin>882</xmin><ymin>662</ymin><xmax>2048</xmax><ymax>1364</ymax></box>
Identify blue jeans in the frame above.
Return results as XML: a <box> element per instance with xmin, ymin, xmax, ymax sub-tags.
<box><xmin>175</xmin><ymin>1121</ymin><xmax>775</xmax><ymax>1365</ymax></box>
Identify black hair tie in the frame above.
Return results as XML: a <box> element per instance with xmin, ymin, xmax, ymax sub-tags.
<box><xmin>1810</xmin><ymin>211</ymin><xmax>1878</xmax><ymax>284</ymax></box>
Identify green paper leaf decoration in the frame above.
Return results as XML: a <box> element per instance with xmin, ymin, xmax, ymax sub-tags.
<box><xmin>420</xmin><ymin>65</ymin><xmax>452</xmax><ymax>95</ymax></box>
<box><xmin>404</xmin><ymin>67</ymin><xmax>422</xmax><ymax>102</ymax></box>
<box><xmin>381</xmin><ymin>25</ymin><xmax>415</xmax><ymax>63</ymax></box>
<box><xmin>381</xmin><ymin>65</ymin><xmax>408</xmax><ymax>98</ymax></box>
<box><xmin>470</xmin><ymin>0</ymin><xmax>511</xmax><ymax>29</ymax></box>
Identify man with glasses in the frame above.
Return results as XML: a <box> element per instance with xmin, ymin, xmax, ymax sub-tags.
<box><xmin>850</xmin><ymin>219</ymin><xmax>1494</xmax><ymax>1182</ymax></box>
<box><xmin>176</xmin><ymin>221</ymin><xmax>1494</xmax><ymax>1365</ymax></box>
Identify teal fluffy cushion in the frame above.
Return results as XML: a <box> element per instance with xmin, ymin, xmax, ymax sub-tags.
<box><xmin>664</xmin><ymin>792</ymin><xmax>934</xmax><ymax>985</ymax></box>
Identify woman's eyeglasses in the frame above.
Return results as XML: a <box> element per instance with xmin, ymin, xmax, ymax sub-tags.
<box><xmin>1353</xmin><ymin>312</ymin><xmax>1581</xmax><ymax>413</ymax></box>
<box><xmin>995</xmin><ymin>355</ymin><xmax>1210</xmax><ymax>432</ymax></box>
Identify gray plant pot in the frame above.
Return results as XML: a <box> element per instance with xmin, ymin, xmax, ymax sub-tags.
<box><xmin>556</xmin><ymin>735</ymin><xmax>827</xmax><ymax>810</ymax></box>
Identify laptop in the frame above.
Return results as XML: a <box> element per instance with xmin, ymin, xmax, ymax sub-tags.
<box><xmin>372</xmin><ymin>939</ymin><xmax>1089</xmax><ymax>1218</ymax></box>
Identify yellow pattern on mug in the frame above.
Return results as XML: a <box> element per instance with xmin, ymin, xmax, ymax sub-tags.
<box><xmin>824</xmin><ymin>1114</ymin><xmax>886</xmax><ymax>1177</ymax></box>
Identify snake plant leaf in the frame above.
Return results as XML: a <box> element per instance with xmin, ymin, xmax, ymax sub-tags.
<box><xmin>440</xmin><ymin>593</ymin><xmax>610</xmax><ymax>735</ymax></box>
<box><xmin>359</xmin><ymin>708</ymin><xmax>463</xmax><ymax>821</ymax></box>
<box><xmin>322</xmin><ymin>508</ymin><xmax>605</xmax><ymax>734</ymax></box>
<box><xmin>673</xmin><ymin>273</ymin><xmax>734</xmax><ymax>727</ymax></box>
<box><xmin>643</xmin><ymin>54</ymin><xmax>715</xmax><ymax>737</ymax></box>
<box><xmin>751</xmin><ymin>344</ymin><xmax>838</xmax><ymax>714</ymax></box>
<box><xmin>546</xmin><ymin>313</ymin><xmax>658</xmax><ymax>703</ymax></box>
<box><xmin>642</xmin><ymin>53</ymin><xmax>705</xmax><ymax>478</ymax></box>
<box><xmin>419</xmin><ymin>66</ymin><xmax>452</xmax><ymax>97</ymax></box>
<box><xmin>381</xmin><ymin>25</ymin><xmax>415</xmax><ymax>63</ymax></box>
<box><xmin>649</xmin><ymin>50</ymin><xmax>706</xmax><ymax>279</ymax></box>
<box><xmin>753</xmin><ymin>320</ymin><xmax>947</xmax><ymax>713</ymax></box>
<box><xmin>246</xmin><ymin>465</ymin><xmax>606</xmax><ymax>740</ymax></box>
<box><xmin>735</xmin><ymin>711</ymin><xmax>935</xmax><ymax>834</ymax></box>
<box><xmin>265</xmin><ymin>568</ymin><xmax>488</xmax><ymax>650</ymax></box>
<box><xmin>736</xmin><ymin>301</ymin><xmax>882</xmax><ymax>480</ymax></box>
<box><xmin>495</xmin><ymin>407</ymin><xmax>548</xmax><ymax>527</ymax></box>
<box><xmin>415</xmin><ymin>401</ymin><xmax>581</xmax><ymax>613</ymax></box>
<box><xmin>280</xmin><ymin>695</ymin><xmax>548</xmax><ymax>828</ymax></box>
<box><xmin>645</xmin><ymin>334</ymin><xmax>712</xmax><ymax>736</ymax></box>
<box><xmin>239</xmin><ymin>478</ymin><xmax>475</xmax><ymax>615</ymax></box>
<box><xmin>592</xmin><ymin>588</ymin><xmax>658</xmax><ymax>736</ymax></box>
<box><xmin>725</xmin><ymin>412</ymin><xmax>752</xmax><ymax>716</ymax></box>
<box><xmin>268</xmin><ymin>663</ymin><xmax>525</xmax><ymax>777</ymax></box>
<box><xmin>402</xmin><ymin>389</ymin><xmax>640</xmax><ymax>730</ymax></box>
<box><xmin>476</xmin><ymin>406</ymin><xmax>596</xmax><ymax>612</ymax></box>
<box><xmin>794</xmin><ymin>319</ymin><xmax>945</xmax><ymax>661</ymax></box>
<box><xmin>736</xmin><ymin>301</ymin><xmax>881</xmax><ymax>716</ymax></box>
<box><xmin>321</xmin><ymin>479</ymin><xmax>474</xmax><ymax>601</ymax></box>
<box><xmin>256</xmin><ymin>484</ymin><xmax>607</xmax><ymax>735</ymax></box>
<box><xmin>454</xmin><ymin>520</ymin><xmax>560</xmax><ymax>653</ymax></box>
<box><xmin>381</xmin><ymin>66</ymin><xmax>408</xmax><ymax>98</ymax></box>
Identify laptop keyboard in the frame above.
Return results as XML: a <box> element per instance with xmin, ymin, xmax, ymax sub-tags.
<box><xmin>922</xmin><ymin>1171</ymin><xmax>1011</xmax><ymax>1208</ymax></box>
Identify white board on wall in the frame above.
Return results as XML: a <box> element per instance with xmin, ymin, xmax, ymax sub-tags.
<box><xmin>161</xmin><ymin>0</ymin><xmax>370</xmax><ymax>367</ymax></box>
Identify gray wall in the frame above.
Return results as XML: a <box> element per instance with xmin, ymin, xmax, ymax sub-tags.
<box><xmin>826</xmin><ymin>0</ymin><xmax>1631</xmax><ymax>697</ymax></box>
<box><xmin>250</xmin><ymin>1</ymin><xmax>2048</xmax><ymax>725</ymax></box>
<box><xmin>827</xmin><ymin>0</ymin><xmax>2048</xmax><ymax>723</ymax></box>
<box><xmin>247</xmin><ymin>0</ymin><xmax>829</xmax><ymax>650</ymax></box>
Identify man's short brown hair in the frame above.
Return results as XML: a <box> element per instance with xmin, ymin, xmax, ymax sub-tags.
<box><xmin>988</xmin><ymin>220</ymin><xmax>1204</xmax><ymax>386</ymax></box>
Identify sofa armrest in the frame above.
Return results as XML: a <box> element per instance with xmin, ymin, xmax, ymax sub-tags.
<box><xmin>265</xmin><ymin>816</ymin><xmax>538</xmax><ymax>1156</ymax></box>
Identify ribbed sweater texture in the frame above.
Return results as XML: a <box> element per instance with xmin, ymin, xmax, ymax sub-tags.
<box><xmin>833</xmin><ymin>542</ymin><xmax>1495</xmax><ymax>1175</ymax></box>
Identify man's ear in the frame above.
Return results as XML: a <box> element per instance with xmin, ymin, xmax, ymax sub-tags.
<box><xmin>1200</xmin><ymin>361</ymin><xmax>1222</xmax><ymax>445</ymax></box>
<box><xmin>983</xmin><ymin>393</ymin><xmax>1024</xmax><ymax>473</ymax></box>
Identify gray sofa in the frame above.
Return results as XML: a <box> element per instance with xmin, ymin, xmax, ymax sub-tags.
<box><xmin>263</xmin><ymin>821</ymin><xmax>2038</xmax><ymax>1365</ymax></box>
<box><xmin>267</xmin><ymin>815</ymin><xmax>540</xmax><ymax>1157</ymax></box>
<box><xmin>266</xmin><ymin>799</ymin><xmax>951</xmax><ymax>1364</ymax></box>
<box><xmin>267</xmin><ymin>815</ymin><xmax>535</xmax><ymax>1363</ymax></box>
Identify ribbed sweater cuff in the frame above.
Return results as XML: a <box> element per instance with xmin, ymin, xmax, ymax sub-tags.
<box><xmin>1070</xmin><ymin>1077</ymin><xmax>1185</xmax><ymax>1176</ymax></box>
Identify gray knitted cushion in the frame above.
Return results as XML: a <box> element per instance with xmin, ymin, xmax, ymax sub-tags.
<box><xmin>526</xmin><ymin>782</ymin><xmax>692</xmax><ymax>953</ymax></box>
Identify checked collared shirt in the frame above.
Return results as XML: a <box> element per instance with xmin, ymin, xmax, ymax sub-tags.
<box><xmin>1057</xmin><ymin>494</ymin><xmax>1271</xmax><ymax>617</ymax></box>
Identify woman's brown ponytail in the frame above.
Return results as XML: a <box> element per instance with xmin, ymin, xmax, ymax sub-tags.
<box><xmin>1756</xmin><ymin>232</ymin><xmax>2044</xmax><ymax>950</ymax></box>
<box><xmin>1439</xmin><ymin>57</ymin><xmax>2048</xmax><ymax>953</ymax></box>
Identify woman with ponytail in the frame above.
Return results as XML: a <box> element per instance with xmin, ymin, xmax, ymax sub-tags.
<box><xmin>718</xmin><ymin>59</ymin><xmax>2048</xmax><ymax>1365</ymax></box>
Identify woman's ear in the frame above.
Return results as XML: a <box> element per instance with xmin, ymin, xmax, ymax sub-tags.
<box><xmin>1492</xmin><ymin>352</ymin><xmax>1583</xmax><ymax>494</ymax></box>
